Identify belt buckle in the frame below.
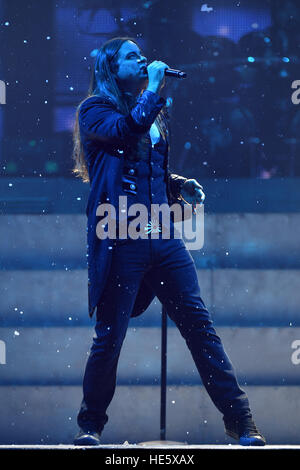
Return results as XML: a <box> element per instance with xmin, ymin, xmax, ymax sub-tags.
<box><xmin>144</xmin><ymin>218</ymin><xmax>162</xmax><ymax>234</ymax></box>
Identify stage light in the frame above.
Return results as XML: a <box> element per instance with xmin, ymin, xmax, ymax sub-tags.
<box><xmin>45</xmin><ymin>161</ymin><xmax>58</xmax><ymax>173</ymax></box>
<box><xmin>6</xmin><ymin>161</ymin><xmax>17</xmax><ymax>173</ymax></box>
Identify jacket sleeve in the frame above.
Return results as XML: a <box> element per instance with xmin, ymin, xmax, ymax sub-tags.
<box><xmin>79</xmin><ymin>90</ymin><xmax>166</xmax><ymax>144</ymax></box>
<box><xmin>168</xmin><ymin>172</ymin><xmax>188</xmax><ymax>200</ymax></box>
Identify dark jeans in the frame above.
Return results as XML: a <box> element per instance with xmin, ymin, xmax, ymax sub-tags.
<box><xmin>77</xmin><ymin>236</ymin><xmax>251</xmax><ymax>433</ymax></box>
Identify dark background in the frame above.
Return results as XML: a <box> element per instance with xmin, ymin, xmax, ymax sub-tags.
<box><xmin>0</xmin><ymin>0</ymin><xmax>300</xmax><ymax>212</ymax></box>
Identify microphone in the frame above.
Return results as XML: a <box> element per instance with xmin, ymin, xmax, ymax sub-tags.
<box><xmin>139</xmin><ymin>62</ymin><xmax>187</xmax><ymax>79</ymax></box>
<box><xmin>165</xmin><ymin>68</ymin><xmax>187</xmax><ymax>79</ymax></box>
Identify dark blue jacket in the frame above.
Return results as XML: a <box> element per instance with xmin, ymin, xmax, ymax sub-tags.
<box><xmin>79</xmin><ymin>90</ymin><xmax>187</xmax><ymax>318</ymax></box>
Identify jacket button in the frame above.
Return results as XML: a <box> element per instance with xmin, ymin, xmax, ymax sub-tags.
<box><xmin>129</xmin><ymin>168</ymin><xmax>135</xmax><ymax>175</ymax></box>
<box><xmin>130</xmin><ymin>183</ymin><xmax>136</xmax><ymax>190</ymax></box>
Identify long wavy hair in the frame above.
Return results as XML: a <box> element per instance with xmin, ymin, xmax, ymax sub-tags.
<box><xmin>72</xmin><ymin>36</ymin><xmax>169</xmax><ymax>183</ymax></box>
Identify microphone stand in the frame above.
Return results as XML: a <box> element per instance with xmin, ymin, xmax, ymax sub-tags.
<box><xmin>138</xmin><ymin>305</ymin><xmax>187</xmax><ymax>447</ymax></box>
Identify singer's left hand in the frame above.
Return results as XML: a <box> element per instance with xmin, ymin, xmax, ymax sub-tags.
<box><xmin>180</xmin><ymin>179</ymin><xmax>205</xmax><ymax>214</ymax></box>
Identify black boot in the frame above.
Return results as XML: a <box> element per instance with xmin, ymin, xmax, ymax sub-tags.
<box><xmin>73</xmin><ymin>428</ymin><xmax>101</xmax><ymax>446</ymax></box>
<box><xmin>224</xmin><ymin>415</ymin><xmax>266</xmax><ymax>446</ymax></box>
<box><xmin>75</xmin><ymin>405</ymin><xmax>108</xmax><ymax>446</ymax></box>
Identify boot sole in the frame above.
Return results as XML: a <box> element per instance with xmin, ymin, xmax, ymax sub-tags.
<box><xmin>226</xmin><ymin>429</ymin><xmax>266</xmax><ymax>446</ymax></box>
<box><xmin>73</xmin><ymin>435</ymin><xmax>100</xmax><ymax>446</ymax></box>
<box><xmin>239</xmin><ymin>436</ymin><xmax>266</xmax><ymax>446</ymax></box>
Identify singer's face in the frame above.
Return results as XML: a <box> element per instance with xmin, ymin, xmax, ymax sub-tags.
<box><xmin>114</xmin><ymin>41</ymin><xmax>148</xmax><ymax>89</ymax></box>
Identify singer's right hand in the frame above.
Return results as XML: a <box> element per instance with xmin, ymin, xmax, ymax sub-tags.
<box><xmin>146</xmin><ymin>60</ymin><xmax>169</xmax><ymax>93</ymax></box>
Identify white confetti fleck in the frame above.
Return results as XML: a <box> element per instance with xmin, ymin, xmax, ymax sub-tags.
<box><xmin>201</xmin><ymin>4</ymin><xmax>213</xmax><ymax>13</ymax></box>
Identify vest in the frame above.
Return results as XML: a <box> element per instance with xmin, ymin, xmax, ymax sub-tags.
<box><xmin>117</xmin><ymin>122</ymin><xmax>174</xmax><ymax>237</ymax></box>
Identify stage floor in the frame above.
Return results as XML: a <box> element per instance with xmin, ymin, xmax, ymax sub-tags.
<box><xmin>0</xmin><ymin>444</ymin><xmax>300</xmax><ymax>450</ymax></box>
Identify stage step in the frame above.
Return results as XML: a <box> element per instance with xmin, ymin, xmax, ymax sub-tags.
<box><xmin>1</xmin><ymin>177</ymin><xmax>300</xmax><ymax>214</ymax></box>
<box><xmin>1</xmin><ymin>268</ymin><xmax>300</xmax><ymax>327</ymax></box>
<box><xmin>1</xmin><ymin>213</ymin><xmax>300</xmax><ymax>269</ymax></box>
<box><xmin>0</xmin><ymin>385</ymin><xmax>299</xmax><ymax>445</ymax></box>
<box><xmin>1</xmin><ymin>210</ymin><xmax>299</xmax><ymax>446</ymax></box>
<box><xmin>0</xmin><ymin>326</ymin><xmax>299</xmax><ymax>385</ymax></box>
